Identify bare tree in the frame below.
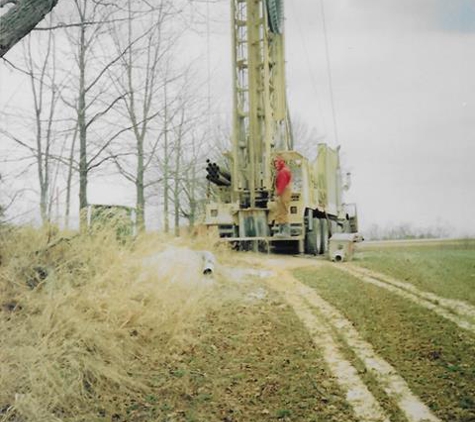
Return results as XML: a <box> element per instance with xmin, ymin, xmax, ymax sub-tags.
<box><xmin>64</xmin><ymin>123</ymin><xmax>78</xmax><ymax>229</ymax></box>
<box><xmin>172</xmin><ymin>105</ymin><xmax>185</xmax><ymax>236</ymax></box>
<box><xmin>23</xmin><ymin>24</ymin><xmax>62</xmax><ymax>225</ymax></box>
<box><xmin>0</xmin><ymin>0</ymin><xmax>221</xmax><ymax>230</ymax></box>
<box><xmin>167</xmin><ymin>75</ymin><xmax>211</xmax><ymax>234</ymax></box>
<box><xmin>291</xmin><ymin>116</ymin><xmax>324</xmax><ymax>160</ymax></box>
<box><xmin>162</xmin><ymin>82</ymin><xmax>170</xmax><ymax>233</ymax></box>
<box><xmin>0</xmin><ymin>22</ymin><xmax>66</xmax><ymax>227</ymax></box>
<box><xmin>178</xmin><ymin>131</ymin><xmax>208</xmax><ymax>231</ymax></box>
<box><xmin>61</xmin><ymin>0</ymin><xmax>134</xmax><ymax>230</ymax></box>
<box><xmin>108</xmin><ymin>0</ymin><xmax>177</xmax><ymax>233</ymax></box>
<box><xmin>0</xmin><ymin>166</ymin><xmax>26</xmax><ymax>224</ymax></box>
<box><xmin>0</xmin><ymin>0</ymin><xmax>59</xmax><ymax>58</ymax></box>
<box><xmin>66</xmin><ymin>0</ymin><xmax>197</xmax><ymax>231</ymax></box>
<box><xmin>161</xmin><ymin>76</ymin><xmax>188</xmax><ymax>234</ymax></box>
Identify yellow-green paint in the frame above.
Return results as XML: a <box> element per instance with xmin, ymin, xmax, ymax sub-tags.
<box><xmin>231</xmin><ymin>0</ymin><xmax>290</xmax><ymax>206</ymax></box>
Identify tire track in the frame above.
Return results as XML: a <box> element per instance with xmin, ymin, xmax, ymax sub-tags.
<box><xmin>337</xmin><ymin>264</ymin><xmax>475</xmax><ymax>334</ymax></box>
<box><xmin>267</xmin><ymin>271</ymin><xmax>390</xmax><ymax>422</ymax></box>
<box><xmin>263</xmin><ymin>266</ymin><xmax>440</xmax><ymax>422</ymax></box>
<box><xmin>295</xmin><ymin>279</ymin><xmax>440</xmax><ymax>422</ymax></box>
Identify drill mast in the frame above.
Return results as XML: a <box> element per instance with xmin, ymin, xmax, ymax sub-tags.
<box><xmin>231</xmin><ymin>0</ymin><xmax>291</xmax><ymax>208</ymax></box>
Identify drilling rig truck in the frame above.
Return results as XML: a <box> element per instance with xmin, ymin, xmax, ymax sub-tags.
<box><xmin>204</xmin><ymin>0</ymin><xmax>358</xmax><ymax>254</ymax></box>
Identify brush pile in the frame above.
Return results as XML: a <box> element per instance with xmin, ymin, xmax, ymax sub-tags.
<box><xmin>0</xmin><ymin>226</ymin><xmax>215</xmax><ymax>422</ymax></box>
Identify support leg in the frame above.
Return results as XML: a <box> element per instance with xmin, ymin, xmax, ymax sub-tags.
<box><xmin>298</xmin><ymin>239</ymin><xmax>304</xmax><ymax>254</ymax></box>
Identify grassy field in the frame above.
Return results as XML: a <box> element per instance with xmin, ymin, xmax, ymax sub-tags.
<box><xmin>356</xmin><ymin>239</ymin><xmax>475</xmax><ymax>305</ymax></box>
<box><xmin>1</xmin><ymin>229</ymin><xmax>474</xmax><ymax>421</ymax></box>
<box><xmin>295</xmin><ymin>240</ymin><xmax>475</xmax><ymax>422</ymax></box>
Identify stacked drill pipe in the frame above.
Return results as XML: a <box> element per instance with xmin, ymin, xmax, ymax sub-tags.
<box><xmin>206</xmin><ymin>160</ymin><xmax>231</xmax><ymax>187</ymax></box>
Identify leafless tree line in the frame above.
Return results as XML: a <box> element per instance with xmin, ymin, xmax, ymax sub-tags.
<box><xmin>364</xmin><ymin>223</ymin><xmax>451</xmax><ymax>241</ymax></box>
<box><xmin>0</xmin><ymin>0</ymin><xmax>219</xmax><ymax>234</ymax></box>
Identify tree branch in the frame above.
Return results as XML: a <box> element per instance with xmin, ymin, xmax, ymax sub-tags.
<box><xmin>87</xmin><ymin>153</ymin><xmax>123</xmax><ymax>172</ymax></box>
<box><xmin>33</xmin><ymin>17</ymin><xmax>130</xmax><ymax>31</ymax></box>
<box><xmin>86</xmin><ymin>125</ymin><xmax>133</xmax><ymax>168</ymax></box>
<box><xmin>0</xmin><ymin>0</ymin><xmax>18</xmax><ymax>8</ymax></box>
<box><xmin>0</xmin><ymin>128</ymin><xmax>36</xmax><ymax>153</ymax></box>
<box><xmin>0</xmin><ymin>0</ymin><xmax>59</xmax><ymax>58</ymax></box>
<box><xmin>110</xmin><ymin>151</ymin><xmax>136</xmax><ymax>183</ymax></box>
<box><xmin>85</xmin><ymin>24</ymin><xmax>156</xmax><ymax>94</ymax></box>
<box><xmin>85</xmin><ymin>94</ymin><xmax>125</xmax><ymax>129</ymax></box>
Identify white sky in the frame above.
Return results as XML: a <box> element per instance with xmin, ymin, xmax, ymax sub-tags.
<box><xmin>1</xmin><ymin>0</ymin><xmax>475</xmax><ymax>236</ymax></box>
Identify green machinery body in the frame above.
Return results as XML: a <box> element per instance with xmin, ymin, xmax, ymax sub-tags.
<box><xmin>204</xmin><ymin>0</ymin><xmax>358</xmax><ymax>254</ymax></box>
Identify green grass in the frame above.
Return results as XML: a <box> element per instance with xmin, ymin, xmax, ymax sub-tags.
<box><xmin>294</xmin><ymin>265</ymin><xmax>475</xmax><ymax>422</ymax></box>
<box><xmin>355</xmin><ymin>241</ymin><xmax>475</xmax><ymax>305</ymax></box>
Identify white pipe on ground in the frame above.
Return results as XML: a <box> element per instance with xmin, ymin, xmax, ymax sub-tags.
<box><xmin>201</xmin><ymin>251</ymin><xmax>216</xmax><ymax>275</ymax></box>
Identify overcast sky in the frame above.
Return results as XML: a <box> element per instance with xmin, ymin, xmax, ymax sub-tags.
<box><xmin>1</xmin><ymin>0</ymin><xmax>475</xmax><ymax>236</ymax></box>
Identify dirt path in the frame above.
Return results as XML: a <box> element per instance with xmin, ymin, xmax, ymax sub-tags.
<box><xmin>338</xmin><ymin>263</ymin><xmax>475</xmax><ymax>334</ymax></box>
<box><xmin>248</xmin><ymin>256</ymin><xmax>441</xmax><ymax>422</ymax></box>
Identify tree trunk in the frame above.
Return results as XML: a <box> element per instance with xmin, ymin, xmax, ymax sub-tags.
<box><xmin>35</xmin><ymin>110</ymin><xmax>48</xmax><ymax>224</ymax></box>
<box><xmin>78</xmin><ymin>21</ymin><xmax>88</xmax><ymax>231</ymax></box>
<box><xmin>173</xmin><ymin>108</ymin><xmax>185</xmax><ymax>237</ymax></box>
<box><xmin>136</xmin><ymin>139</ymin><xmax>145</xmax><ymax>232</ymax></box>
<box><xmin>26</xmin><ymin>28</ymin><xmax>56</xmax><ymax>227</ymax></box>
<box><xmin>173</xmin><ymin>169</ymin><xmax>180</xmax><ymax>237</ymax></box>
<box><xmin>163</xmin><ymin>84</ymin><xmax>169</xmax><ymax>234</ymax></box>
<box><xmin>65</xmin><ymin>124</ymin><xmax>78</xmax><ymax>229</ymax></box>
<box><xmin>183</xmin><ymin>133</ymin><xmax>200</xmax><ymax>232</ymax></box>
<box><xmin>188</xmin><ymin>165</ymin><xmax>197</xmax><ymax>231</ymax></box>
<box><xmin>125</xmin><ymin>0</ymin><xmax>145</xmax><ymax>233</ymax></box>
<box><xmin>0</xmin><ymin>0</ymin><xmax>58</xmax><ymax>58</ymax></box>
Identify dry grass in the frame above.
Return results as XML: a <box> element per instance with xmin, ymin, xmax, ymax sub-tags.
<box><xmin>0</xmin><ymin>226</ymin><xmax>219</xmax><ymax>422</ymax></box>
<box><xmin>0</xmin><ymin>226</ymin><xmax>360</xmax><ymax>422</ymax></box>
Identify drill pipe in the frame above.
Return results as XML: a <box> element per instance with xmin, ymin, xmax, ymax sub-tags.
<box><xmin>206</xmin><ymin>174</ymin><xmax>231</xmax><ymax>187</ymax></box>
<box><xmin>211</xmin><ymin>163</ymin><xmax>231</xmax><ymax>181</ymax></box>
<box><xmin>211</xmin><ymin>172</ymin><xmax>231</xmax><ymax>185</ymax></box>
<box><xmin>206</xmin><ymin>162</ymin><xmax>232</xmax><ymax>185</ymax></box>
<box><xmin>212</xmin><ymin>173</ymin><xmax>231</xmax><ymax>186</ymax></box>
<box><xmin>206</xmin><ymin>160</ymin><xmax>231</xmax><ymax>181</ymax></box>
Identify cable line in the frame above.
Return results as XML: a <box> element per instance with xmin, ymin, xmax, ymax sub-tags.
<box><xmin>320</xmin><ymin>0</ymin><xmax>339</xmax><ymax>145</ymax></box>
<box><xmin>289</xmin><ymin>0</ymin><xmax>328</xmax><ymax>137</ymax></box>
<box><xmin>206</xmin><ymin>0</ymin><xmax>212</xmax><ymax>133</ymax></box>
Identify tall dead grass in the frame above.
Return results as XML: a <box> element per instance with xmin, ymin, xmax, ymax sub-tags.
<box><xmin>0</xmin><ymin>226</ymin><xmax>217</xmax><ymax>421</ymax></box>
